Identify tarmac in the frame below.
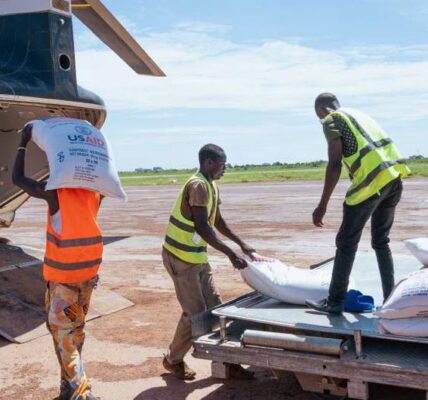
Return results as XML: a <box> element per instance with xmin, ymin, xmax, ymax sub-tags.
<box><xmin>0</xmin><ymin>178</ymin><xmax>427</xmax><ymax>400</ymax></box>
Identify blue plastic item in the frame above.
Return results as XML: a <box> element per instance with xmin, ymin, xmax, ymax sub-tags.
<box><xmin>344</xmin><ymin>289</ymin><xmax>375</xmax><ymax>313</ymax></box>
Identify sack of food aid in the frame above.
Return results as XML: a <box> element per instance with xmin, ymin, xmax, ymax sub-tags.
<box><xmin>240</xmin><ymin>254</ymin><xmax>356</xmax><ymax>305</ymax></box>
<box><xmin>378</xmin><ymin>318</ymin><xmax>428</xmax><ymax>337</ymax></box>
<box><xmin>28</xmin><ymin>117</ymin><xmax>127</xmax><ymax>200</ymax></box>
<box><xmin>404</xmin><ymin>238</ymin><xmax>428</xmax><ymax>266</ymax></box>
<box><xmin>375</xmin><ymin>268</ymin><xmax>428</xmax><ymax>319</ymax></box>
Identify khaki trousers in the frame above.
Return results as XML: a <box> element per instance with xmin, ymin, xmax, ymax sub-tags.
<box><xmin>162</xmin><ymin>248</ymin><xmax>221</xmax><ymax>364</ymax></box>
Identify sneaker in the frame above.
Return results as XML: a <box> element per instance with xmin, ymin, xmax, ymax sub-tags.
<box><xmin>162</xmin><ymin>357</ymin><xmax>196</xmax><ymax>380</ymax></box>
<box><xmin>229</xmin><ymin>364</ymin><xmax>255</xmax><ymax>380</ymax></box>
<box><xmin>305</xmin><ymin>298</ymin><xmax>344</xmax><ymax>315</ymax></box>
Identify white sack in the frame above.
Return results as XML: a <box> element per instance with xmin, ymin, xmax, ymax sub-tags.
<box><xmin>29</xmin><ymin>118</ymin><xmax>126</xmax><ymax>200</ymax></box>
<box><xmin>240</xmin><ymin>256</ymin><xmax>355</xmax><ymax>305</ymax></box>
<box><xmin>374</xmin><ymin>268</ymin><xmax>428</xmax><ymax>319</ymax></box>
<box><xmin>405</xmin><ymin>238</ymin><xmax>428</xmax><ymax>266</ymax></box>
<box><xmin>378</xmin><ymin>318</ymin><xmax>428</xmax><ymax>337</ymax></box>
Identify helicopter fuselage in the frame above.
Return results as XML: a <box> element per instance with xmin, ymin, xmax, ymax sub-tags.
<box><xmin>0</xmin><ymin>1</ymin><xmax>106</xmax><ymax>227</ymax></box>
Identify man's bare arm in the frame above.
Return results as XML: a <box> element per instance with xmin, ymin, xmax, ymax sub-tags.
<box><xmin>312</xmin><ymin>137</ymin><xmax>343</xmax><ymax>227</ymax></box>
<box><xmin>192</xmin><ymin>206</ymin><xmax>247</xmax><ymax>269</ymax></box>
<box><xmin>12</xmin><ymin>124</ymin><xmax>58</xmax><ymax>213</ymax></box>
<box><xmin>215</xmin><ymin>208</ymin><xmax>255</xmax><ymax>256</ymax></box>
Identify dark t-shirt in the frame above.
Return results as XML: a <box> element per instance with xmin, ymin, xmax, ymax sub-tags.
<box><xmin>322</xmin><ymin>114</ymin><xmax>359</xmax><ymax>158</ymax></box>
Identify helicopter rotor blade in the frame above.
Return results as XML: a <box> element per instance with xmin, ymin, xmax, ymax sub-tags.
<box><xmin>71</xmin><ymin>0</ymin><xmax>165</xmax><ymax>76</ymax></box>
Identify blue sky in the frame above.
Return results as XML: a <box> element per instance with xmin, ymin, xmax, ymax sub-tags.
<box><xmin>73</xmin><ymin>0</ymin><xmax>428</xmax><ymax>170</ymax></box>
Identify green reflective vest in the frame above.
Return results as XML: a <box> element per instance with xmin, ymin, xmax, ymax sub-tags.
<box><xmin>163</xmin><ymin>172</ymin><xmax>218</xmax><ymax>264</ymax></box>
<box><xmin>330</xmin><ymin>107</ymin><xmax>410</xmax><ymax>205</ymax></box>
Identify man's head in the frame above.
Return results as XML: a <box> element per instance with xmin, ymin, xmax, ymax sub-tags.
<box><xmin>314</xmin><ymin>92</ymin><xmax>341</xmax><ymax>119</ymax></box>
<box><xmin>199</xmin><ymin>144</ymin><xmax>227</xmax><ymax>180</ymax></box>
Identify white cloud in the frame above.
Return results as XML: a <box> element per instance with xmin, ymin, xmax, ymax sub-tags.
<box><xmin>175</xmin><ymin>20</ymin><xmax>232</xmax><ymax>34</ymax></box>
<box><xmin>75</xmin><ymin>24</ymin><xmax>428</xmax><ymax>123</ymax></box>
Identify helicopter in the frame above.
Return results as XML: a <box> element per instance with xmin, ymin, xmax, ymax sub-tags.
<box><xmin>0</xmin><ymin>0</ymin><xmax>165</xmax><ymax>228</ymax></box>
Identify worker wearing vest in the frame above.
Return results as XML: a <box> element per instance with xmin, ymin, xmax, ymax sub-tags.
<box><xmin>306</xmin><ymin>93</ymin><xmax>410</xmax><ymax>315</ymax></box>
<box><xmin>13</xmin><ymin>124</ymin><xmax>102</xmax><ymax>400</ymax></box>
<box><xmin>162</xmin><ymin>144</ymin><xmax>256</xmax><ymax>380</ymax></box>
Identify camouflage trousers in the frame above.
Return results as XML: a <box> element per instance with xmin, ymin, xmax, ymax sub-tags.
<box><xmin>45</xmin><ymin>276</ymin><xmax>98</xmax><ymax>400</ymax></box>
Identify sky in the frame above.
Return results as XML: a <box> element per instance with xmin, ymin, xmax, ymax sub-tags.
<box><xmin>73</xmin><ymin>0</ymin><xmax>428</xmax><ymax>170</ymax></box>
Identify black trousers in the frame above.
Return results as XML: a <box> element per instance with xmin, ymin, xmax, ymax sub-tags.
<box><xmin>328</xmin><ymin>178</ymin><xmax>403</xmax><ymax>305</ymax></box>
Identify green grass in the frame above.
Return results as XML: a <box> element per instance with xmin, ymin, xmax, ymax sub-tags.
<box><xmin>119</xmin><ymin>159</ymin><xmax>428</xmax><ymax>186</ymax></box>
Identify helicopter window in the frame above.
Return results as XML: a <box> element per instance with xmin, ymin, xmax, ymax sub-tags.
<box><xmin>59</xmin><ymin>54</ymin><xmax>71</xmax><ymax>71</ymax></box>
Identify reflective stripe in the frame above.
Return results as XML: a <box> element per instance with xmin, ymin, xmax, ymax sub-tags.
<box><xmin>349</xmin><ymin>138</ymin><xmax>393</xmax><ymax>175</ymax></box>
<box><xmin>169</xmin><ymin>216</ymin><xmax>195</xmax><ymax>233</ymax></box>
<box><xmin>164</xmin><ymin>235</ymin><xmax>207</xmax><ymax>253</ymax></box>
<box><xmin>346</xmin><ymin>159</ymin><xmax>406</xmax><ymax>197</ymax></box>
<box><xmin>44</xmin><ymin>257</ymin><xmax>102</xmax><ymax>270</ymax></box>
<box><xmin>46</xmin><ymin>232</ymin><xmax>103</xmax><ymax>248</ymax></box>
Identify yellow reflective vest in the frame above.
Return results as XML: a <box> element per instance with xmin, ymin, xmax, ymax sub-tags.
<box><xmin>330</xmin><ymin>108</ymin><xmax>410</xmax><ymax>205</ymax></box>
<box><xmin>163</xmin><ymin>172</ymin><xmax>218</xmax><ymax>264</ymax></box>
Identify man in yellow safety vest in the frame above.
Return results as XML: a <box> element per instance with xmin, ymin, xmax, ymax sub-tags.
<box><xmin>306</xmin><ymin>93</ymin><xmax>410</xmax><ymax>314</ymax></box>
<box><xmin>162</xmin><ymin>143</ymin><xmax>256</xmax><ymax>380</ymax></box>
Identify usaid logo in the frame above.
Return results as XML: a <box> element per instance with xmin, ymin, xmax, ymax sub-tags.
<box><xmin>74</xmin><ymin>125</ymin><xmax>93</xmax><ymax>135</ymax></box>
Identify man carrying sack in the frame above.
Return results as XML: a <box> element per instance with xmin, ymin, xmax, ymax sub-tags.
<box><xmin>13</xmin><ymin>123</ymin><xmax>103</xmax><ymax>400</ymax></box>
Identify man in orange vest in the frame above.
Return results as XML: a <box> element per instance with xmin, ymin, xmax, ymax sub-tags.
<box><xmin>13</xmin><ymin>124</ymin><xmax>102</xmax><ymax>400</ymax></box>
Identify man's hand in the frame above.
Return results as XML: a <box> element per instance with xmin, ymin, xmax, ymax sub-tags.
<box><xmin>21</xmin><ymin>124</ymin><xmax>33</xmax><ymax>146</ymax></box>
<box><xmin>240</xmin><ymin>243</ymin><xmax>256</xmax><ymax>259</ymax></box>
<box><xmin>312</xmin><ymin>204</ymin><xmax>327</xmax><ymax>227</ymax></box>
<box><xmin>229</xmin><ymin>253</ymin><xmax>247</xmax><ymax>270</ymax></box>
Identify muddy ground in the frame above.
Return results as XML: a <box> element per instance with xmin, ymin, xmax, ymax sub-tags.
<box><xmin>0</xmin><ymin>179</ymin><xmax>427</xmax><ymax>400</ymax></box>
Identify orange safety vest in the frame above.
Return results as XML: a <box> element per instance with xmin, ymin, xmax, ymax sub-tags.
<box><xmin>43</xmin><ymin>188</ymin><xmax>103</xmax><ymax>283</ymax></box>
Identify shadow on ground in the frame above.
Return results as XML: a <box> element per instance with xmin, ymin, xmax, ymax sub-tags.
<box><xmin>134</xmin><ymin>368</ymin><xmax>427</xmax><ymax>400</ymax></box>
<box><xmin>134</xmin><ymin>369</ymin><xmax>320</xmax><ymax>400</ymax></box>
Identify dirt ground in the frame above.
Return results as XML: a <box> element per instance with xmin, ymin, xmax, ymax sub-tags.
<box><xmin>0</xmin><ymin>179</ymin><xmax>427</xmax><ymax>400</ymax></box>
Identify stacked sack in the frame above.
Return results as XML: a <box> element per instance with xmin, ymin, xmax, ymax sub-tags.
<box><xmin>375</xmin><ymin>238</ymin><xmax>428</xmax><ymax>336</ymax></box>
<box><xmin>29</xmin><ymin>117</ymin><xmax>127</xmax><ymax>200</ymax></box>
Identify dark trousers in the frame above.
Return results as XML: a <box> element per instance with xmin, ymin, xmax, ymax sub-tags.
<box><xmin>328</xmin><ymin>178</ymin><xmax>403</xmax><ymax>305</ymax></box>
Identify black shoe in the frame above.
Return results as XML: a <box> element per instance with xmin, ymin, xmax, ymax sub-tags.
<box><xmin>305</xmin><ymin>298</ymin><xmax>344</xmax><ymax>315</ymax></box>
